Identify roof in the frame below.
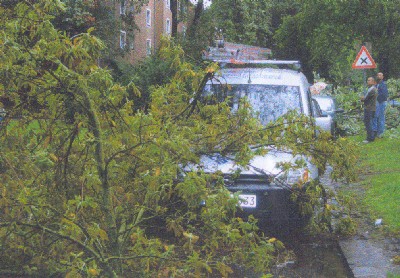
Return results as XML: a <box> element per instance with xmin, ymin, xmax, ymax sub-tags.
<box><xmin>202</xmin><ymin>42</ymin><xmax>301</xmax><ymax>70</ymax></box>
<box><xmin>203</xmin><ymin>42</ymin><xmax>272</xmax><ymax>62</ymax></box>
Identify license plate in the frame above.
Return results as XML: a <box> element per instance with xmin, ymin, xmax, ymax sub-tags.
<box><xmin>238</xmin><ymin>194</ymin><xmax>256</xmax><ymax>208</ymax></box>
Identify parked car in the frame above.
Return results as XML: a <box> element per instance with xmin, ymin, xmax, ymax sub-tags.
<box><xmin>313</xmin><ymin>95</ymin><xmax>344</xmax><ymax>137</ymax></box>
<box><xmin>311</xmin><ymin>97</ymin><xmax>334</xmax><ymax>135</ymax></box>
<box><xmin>187</xmin><ymin>57</ymin><xmax>327</xmax><ymax>226</ymax></box>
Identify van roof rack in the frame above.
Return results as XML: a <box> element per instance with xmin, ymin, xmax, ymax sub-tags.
<box><xmin>202</xmin><ymin>44</ymin><xmax>302</xmax><ymax>70</ymax></box>
<box><xmin>206</xmin><ymin>58</ymin><xmax>302</xmax><ymax>71</ymax></box>
<box><xmin>208</xmin><ymin>58</ymin><xmax>301</xmax><ymax>66</ymax></box>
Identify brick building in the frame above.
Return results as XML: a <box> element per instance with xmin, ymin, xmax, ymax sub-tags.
<box><xmin>116</xmin><ymin>0</ymin><xmax>191</xmax><ymax>64</ymax></box>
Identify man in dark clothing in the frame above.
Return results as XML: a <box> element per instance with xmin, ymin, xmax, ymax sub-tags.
<box><xmin>361</xmin><ymin>77</ymin><xmax>378</xmax><ymax>143</ymax></box>
<box><xmin>372</xmin><ymin>72</ymin><xmax>388</xmax><ymax>138</ymax></box>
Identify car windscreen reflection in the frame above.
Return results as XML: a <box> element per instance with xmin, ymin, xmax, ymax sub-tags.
<box><xmin>203</xmin><ymin>84</ymin><xmax>302</xmax><ymax>125</ymax></box>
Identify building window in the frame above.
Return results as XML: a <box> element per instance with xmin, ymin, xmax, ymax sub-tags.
<box><xmin>120</xmin><ymin>31</ymin><xmax>126</xmax><ymax>49</ymax></box>
<box><xmin>120</xmin><ymin>1</ymin><xmax>126</xmax><ymax>15</ymax></box>
<box><xmin>146</xmin><ymin>39</ymin><xmax>151</xmax><ymax>56</ymax></box>
<box><xmin>146</xmin><ymin>9</ymin><xmax>151</xmax><ymax>26</ymax></box>
<box><xmin>166</xmin><ymin>0</ymin><xmax>171</xmax><ymax>9</ymax></box>
<box><xmin>166</xmin><ymin>19</ymin><xmax>171</xmax><ymax>34</ymax></box>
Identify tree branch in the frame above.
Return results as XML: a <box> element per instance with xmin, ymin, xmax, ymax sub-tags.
<box><xmin>105</xmin><ymin>255</ymin><xmax>178</xmax><ymax>263</ymax></box>
<box><xmin>1</xmin><ymin>221</ymin><xmax>101</xmax><ymax>260</ymax></box>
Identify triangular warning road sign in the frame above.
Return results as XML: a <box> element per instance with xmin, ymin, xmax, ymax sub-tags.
<box><xmin>352</xmin><ymin>46</ymin><xmax>376</xmax><ymax>69</ymax></box>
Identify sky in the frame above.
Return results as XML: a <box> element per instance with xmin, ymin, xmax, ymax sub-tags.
<box><xmin>190</xmin><ymin>0</ymin><xmax>212</xmax><ymax>8</ymax></box>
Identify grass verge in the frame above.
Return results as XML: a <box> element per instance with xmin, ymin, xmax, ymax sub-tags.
<box><xmin>350</xmin><ymin>127</ymin><xmax>400</xmax><ymax>235</ymax></box>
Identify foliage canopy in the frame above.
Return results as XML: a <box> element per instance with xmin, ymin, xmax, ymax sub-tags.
<box><xmin>0</xmin><ymin>1</ymin><xmax>358</xmax><ymax>276</ymax></box>
<box><xmin>273</xmin><ymin>0</ymin><xmax>400</xmax><ymax>82</ymax></box>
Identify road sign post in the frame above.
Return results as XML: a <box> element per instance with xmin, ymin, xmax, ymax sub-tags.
<box><xmin>352</xmin><ymin>45</ymin><xmax>377</xmax><ymax>117</ymax></box>
<box><xmin>352</xmin><ymin>45</ymin><xmax>377</xmax><ymax>87</ymax></box>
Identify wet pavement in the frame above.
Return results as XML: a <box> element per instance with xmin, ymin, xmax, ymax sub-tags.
<box><xmin>270</xmin><ymin>233</ymin><xmax>353</xmax><ymax>278</ymax></box>
<box><xmin>234</xmin><ymin>167</ymin><xmax>400</xmax><ymax>277</ymax></box>
<box><xmin>323</xmin><ymin>167</ymin><xmax>400</xmax><ymax>278</ymax></box>
<box><xmin>264</xmin><ymin>167</ymin><xmax>400</xmax><ymax>278</ymax></box>
<box><xmin>339</xmin><ymin>238</ymin><xmax>400</xmax><ymax>278</ymax></box>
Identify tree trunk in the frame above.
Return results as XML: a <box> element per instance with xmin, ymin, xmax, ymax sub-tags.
<box><xmin>171</xmin><ymin>0</ymin><xmax>178</xmax><ymax>37</ymax></box>
<box><xmin>81</xmin><ymin>89</ymin><xmax>118</xmax><ymax>277</ymax></box>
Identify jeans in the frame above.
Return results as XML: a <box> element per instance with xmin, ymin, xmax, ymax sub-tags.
<box><xmin>372</xmin><ymin>101</ymin><xmax>387</xmax><ymax>136</ymax></box>
<box><xmin>364</xmin><ymin>109</ymin><xmax>375</xmax><ymax>142</ymax></box>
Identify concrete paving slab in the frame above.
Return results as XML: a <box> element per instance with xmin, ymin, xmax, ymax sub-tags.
<box><xmin>339</xmin><ymin>237</ymin><xmax>400</xmax><ymax>278</ymax></box>
<box><xmin>322</xmin><ymin>167</ymin><xmax>400</xmax><ymax>278</ymax></box>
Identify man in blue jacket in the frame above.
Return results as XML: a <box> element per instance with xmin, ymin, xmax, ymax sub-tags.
<box><xmin>372</xmin><ymin>72</ymin><xmax>388</xmax><ymax>138</ymax></box>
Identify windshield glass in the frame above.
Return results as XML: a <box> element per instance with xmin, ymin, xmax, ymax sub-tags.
<box><xmin>203</xmin><ymin>84</ymin><xmax>302</xmax><ymax>125</ymax></box>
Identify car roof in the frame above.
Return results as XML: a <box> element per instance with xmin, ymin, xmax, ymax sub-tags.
<box><xmin>213</xmin><ymin>67</ymin><xmax>307</xmax><ymax>87</ymax></box>
<box><xmin>313</xmin><ymin>95</ymin><xmax>335</xmax><ymax>100</ymax></box>
<box><xmin>313</xmin><ymin>95</ymin><xmax>336</xmax><ymax>105</ymax></box>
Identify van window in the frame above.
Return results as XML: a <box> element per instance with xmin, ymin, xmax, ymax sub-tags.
<box><xmin>203</xmin><ymin>84</ymin><xmax>302</xmax><ymax>125</ymax></box>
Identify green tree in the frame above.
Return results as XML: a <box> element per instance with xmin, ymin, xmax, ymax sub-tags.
<box><xmin>0</xmin><ymin>1</ymin><xmax>358</xmax><ymax>276</ymax></box>
<box><xmin>274</xmin><ymin>0</ymin><xmax>400</xmax><ymax>82</ymax></box>
<box><xmin>0</xmin><ymin>1</ymin><xmax>282</xmax><ymax>276</ymax></box>
<box><xmin>201</xmin><ymin>0</ymin><xmax>272</xmax><ymax>47</ymax></box>
<box><xmin>183</xmin><ymin>0</ymin><xmax>216</xmax><ymax>63</ymax></box>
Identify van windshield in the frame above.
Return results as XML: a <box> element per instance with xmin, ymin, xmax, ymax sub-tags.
<box><xmin>203</xmin><ymin>84</ymin><xmax>302</xmax><ymax>125</ymax></box>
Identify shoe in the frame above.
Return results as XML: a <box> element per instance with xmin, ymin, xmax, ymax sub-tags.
<box><xmin>362</xmin><ymin>140</ymin><xmax>370</xmax><ymax>144</ymax></box>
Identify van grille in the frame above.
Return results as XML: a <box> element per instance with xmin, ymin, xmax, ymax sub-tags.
<box><xmin>223</xmin><ymin>174</ymin><xmax>273</xmax><ymax>185</ymax></box>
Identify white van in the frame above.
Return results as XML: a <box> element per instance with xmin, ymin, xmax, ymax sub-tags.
<box><xmin>190</xmin><ymin>57</ymin><xmax>328</xmax><ymax>225</ymax></box>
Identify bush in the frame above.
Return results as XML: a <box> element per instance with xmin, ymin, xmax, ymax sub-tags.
<box><xmin>332</xmin><ymin>85</ymin><xmax>364</xmax><ymax>136</ymax></box>
<box><xmin>323</xmin><ymin>79</ymin><xmax>400</xmax><ymax>136</ymax></box>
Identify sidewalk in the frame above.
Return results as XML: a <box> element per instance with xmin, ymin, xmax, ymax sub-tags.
<box><xmin>339</xmin><ymin>234</ymin><xmax>400</xmax><ymax>278</ymax></box>
<box><xmin>322</xmin><ymin>167</ymin><xmax>400</xmax><ymax>278</ymax></box>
